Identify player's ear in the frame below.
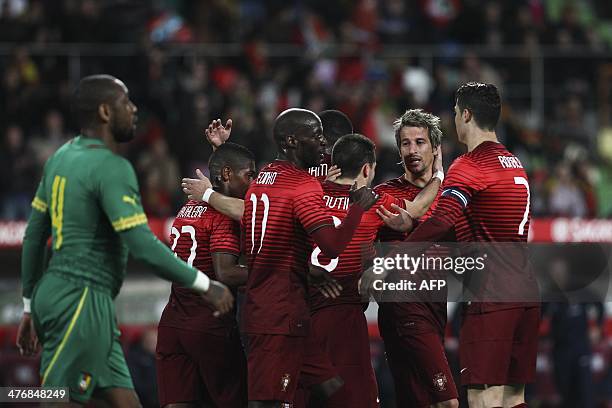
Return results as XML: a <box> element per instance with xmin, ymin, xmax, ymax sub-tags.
<box><xmin>286</xmin><ymin>134</ymin><xmax>297</xmax><ymax>149</ymax></box>
<box><xmin>462</xmin><ymin>108</ymin><xmax>472</xmax><ymax>123</ymax></box>
<box><xmin>221</xmin><ymin>165</ymin><xmax>232</xmax><ymax>182</ymax></box>
<box><xmin>98</xmin><ymin>103</ymin><xmax>111</xmax><ymax>123</ymax></box>
<box><xmin>361</xmin><ymin>163</ymin><xmax>370</xmax><ymax>179</ymax></box>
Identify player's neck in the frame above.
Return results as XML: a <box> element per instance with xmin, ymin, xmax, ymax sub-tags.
<box><xmin>403</xmin><ymin>167</ymin><xmax>431</xmax><ymax>188</ymax></box>
<box><xmin>465</xmin><ymin>130</ymin><xmax>498</xmax><ymax>152</ymax></box>
<box><xmin>335</xmin><ymin>176</ymin><xmax>365</xmax><ymax>188</ymax></box>
<box><xmin>276</xmin><ymin>152</ymin><xmax>308</xmax><ymax>170</ymax></box>
<box><xmin>81</xmin><ymin>127</ymin><xmax>118</xmax><ymax>151</ymax></box>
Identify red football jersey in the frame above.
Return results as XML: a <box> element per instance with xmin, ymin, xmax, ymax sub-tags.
<box><xmin>374</xmin><ymin>176</ymin><xmax>440</xmax><ymax>242</ymax></box>
<box><xmin>441</xmin><ymin>141</ymin><xmax>530</xmax><ymax>243</ymax></box>
<box><xmin>241</xmin><ymin>160</ymin><xmax>334</xmax><ymax>336</ymax></box>
<box><xmin>374</xmin><ymin>175</ymin><xmax>447</xmax><ymax>332</ymax></box>
<box><xmin>434</xmin><ymin>141</ymin><xmax>536</xmax><ymax>312</ymax></box>
<box><xmin>158</xmin><ymin>200</ymin><xmax>240</xmax><ymax>334</ymax></box>
<box><xmin>308</xmin><ymin>182</ymin><xmax>401</xmax><ymax>311</ymax></box>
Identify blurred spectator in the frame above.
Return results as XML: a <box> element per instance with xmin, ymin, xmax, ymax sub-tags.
<box><xmin>29</xmin><ymin>109</ymin><xmax>70</xmax><ymax>167</ymax></box>
<box><xmin>137</xmin><ymin>137</ymin><xmax>180</xmax><ymax>217</ymax></box>
<box><xmin>548</xmin><ymin>162</ymin><xmax>588</xmax><ymax>217</ymax></box>
<box><xmin>0</xmin><ymin>125</ymin><xmax>37</xmax><ymax>220</ymax></box>
<box><xmin>459</xmin><ymin>52</ymin><xmax>503</xmax><ymax>90</ymax></box>
<box><xmin>126</xmin><ymin>328</ymin><xmax>158</xmax><ymax>408</ymax></box>
<box><xmin>547</xmin><ymin>96</ymin><xmax>596</xmax><ymax>157</ymax></box>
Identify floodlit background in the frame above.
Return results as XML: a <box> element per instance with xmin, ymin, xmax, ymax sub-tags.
<box><xmin>1</xmin><ymin>1</ymin><xmax>612</xmax><ymax>406</ymax></box>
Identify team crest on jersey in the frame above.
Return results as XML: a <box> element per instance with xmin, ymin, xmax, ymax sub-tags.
<box><xmin>77</xmin><ymin>372</ymin><xmax>92</xmax><ymax>393</ymax></box>
<box><xmin>433</xmin><ymin>372</ymin><xmax>448</xmax><ymax>392</ymax></box>
<box><xmin>280</xmin><ymin>373</ymin><xmax>291</xmax><ymax>392</ymax></box>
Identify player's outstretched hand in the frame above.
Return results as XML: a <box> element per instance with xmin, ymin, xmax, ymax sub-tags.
<box><xmin>16</xmin><ymin>313</ymin><xmax>39</xmax><ymax>357</ymax></box>
<box><xmin>308</xmin><ymin>263</ymin><xmax>343</xmax><ymax>299</ymax></box>
<box><xmin>182</xmin><ymin>169</ymin><xmax>212</xmax><ymax>201</ymax></box>
<box><xmin>433</xmin><ymin>145</ymin><xmax>443</xmax><ymax>174</ymax></box>
<box><xmin>205</xmin><ymin>118</ymin><xmax>232</xmax><ymax>151</ymax></box>
<box><xmin>325</xmin><ymin>165</ymin><xmax>342</xmax><ymax>182</ymax></box>
<box><xmin>203</xmin><ymin>280</ymin><xmax>234</xmax><ymax>317</ymax></box>
<box><xmin>377</xmin><ymin>203</ymin><xmax>415</xmax><ymax>232</ymax></box>
<box><xmin>349</xmin><ymin>182</ymin><xmax>379</xmax><ymax>211</ymax></box>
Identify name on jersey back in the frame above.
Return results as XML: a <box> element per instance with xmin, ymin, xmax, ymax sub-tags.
<box><xmin>256</xmin><ymin>171</ymin><xmax>278</xmax><ymax>185</ymax></box>
<box><xmin>323</xmin><ymin>194</ymin><xmax>349</xmax><ymax>211</ymax></box>
<box><xmin>176</xmin><ymin>205</ymin><xmax>207</xmax><ymax>218</ymax></box>
<box><xmin>497</xmin><ymin>155</ymin><xmax>524</xmax><ymax>169</ymax></box>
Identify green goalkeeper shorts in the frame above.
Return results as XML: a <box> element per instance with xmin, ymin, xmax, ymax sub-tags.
<box><xmin>31</xmin><ymin>273</ymin><xmax>134</xmax><ymax>403</ymax></box>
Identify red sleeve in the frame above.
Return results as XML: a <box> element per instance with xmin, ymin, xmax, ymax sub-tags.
<box><xmin>440</xmin><ymin>156</ymin><xmax>487</xmax><ymax>209</ymax></box>
<box><xmin>310</xmin><ymin>204</ymin><xmax>365</xmax><ymax>259</ymax></box>
<box><xmin>405</xmin><ymin>196</ymin><xmax>463</xmax><ymax>243</ymax></box>
<box><xmin>293</xmin><ymin>178</ymin><xmax>334</xmax><ymax>233</ymax></box>
<box><xmin>210</xmin><ymin>213</ymin><xmax>241</xmax><ymax>256</ymax></box>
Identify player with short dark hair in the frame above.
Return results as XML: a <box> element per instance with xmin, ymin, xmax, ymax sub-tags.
<box><xmin>362</xmin><ymin>83</ymin><xmax>538</xmax><ymax>408</ymax></box>
<box><xmin>183</xmin><ymin>109</ymin><xmax>379</xmax><ymax>408</ymax></box>
<box><xmin>156</xmin><ymin>142</ymin><xmax>256</xmax><ymax>408</ymax></box>
<box><xmin>374</xmin><ymin>109</ymin><xmax>459</xmax><ymax>408</ymax></box>
<box><xmin>309</xmin><ymin>109</ymin><xmax>354</xmax><ymax>178</ymax></box>
<box><xmin>307</xmin><ymin>133</ymin><xmax>442</xmax><ymax>408</ymax></box>
<box><xmin>16</xmin><ymin>75</ymin><xmax>233</xmax><ymax>407</ymax></box>
<box><xmin>331</xmin><ymin>133</ymin><xmax>376</xmax><ymax>179</ymax></box>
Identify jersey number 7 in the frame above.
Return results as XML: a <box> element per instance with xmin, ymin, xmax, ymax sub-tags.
<box><xmin>514</xmin><ymin>176</ymin><xmax>530</xmax><ymax>235</ymax></box>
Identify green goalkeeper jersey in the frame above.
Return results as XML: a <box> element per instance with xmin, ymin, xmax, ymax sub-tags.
<box><xmin>22</xmin><ymin>135</ymin><xmax>198</xmax><ymax>299</ymax></box>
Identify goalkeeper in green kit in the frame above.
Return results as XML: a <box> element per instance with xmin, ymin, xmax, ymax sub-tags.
<box><xmin>16</xmin><ymin>75</ymin><xmax>234</xmax><ymax>407</ymax></box>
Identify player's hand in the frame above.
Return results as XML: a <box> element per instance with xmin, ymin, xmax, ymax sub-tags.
<box><xmin>182</xmin><ymin>169</ymin><xmax>212</xmax><ymax>201</ymax></box>
<box><xmin>202</xmin><ymin>280</ymin><xmax>234</xmax><ymax>317</ymax></box>
<box><xmin>358</xmin><ymin>265</ymin><xmax>389</xmax><ymax>301</ymax></box>
<box><xmin>16</xmin><ymin>313</ymin><xmax>40</xmax><ymax>357</ymax></box>
<box><xmin>349</xmin><ymin>182</ymin><xmax>379</xmax><ymax>211</ymax></box>
<box><xmin>433</xmin><ymin>145</ymin><xmax>443</xmax><ymax>174</ymax></box>
<box><xmin>205</xmin><ymin>118</ymin><xmax>232</xmax><ymax>151</ymax></box>
<box><xmin>377</xmin><ymin>203</ymin><xmax>415</xmax><ymax>232</ymax></box>
<box><xmin>308</xmin><ymin>263</ymin><xmax>343</xmax><ymax>299</ymax></box>
<box><xmin>325</xmin><ymin>165</ymin><xmax>342</xmax><ymax>182</ymax></box>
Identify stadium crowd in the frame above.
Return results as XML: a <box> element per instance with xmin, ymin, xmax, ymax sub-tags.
<box><xmin>1</xmin><ymin>0</ymin><xmax>611</xmax><ymax>220</ymax></box>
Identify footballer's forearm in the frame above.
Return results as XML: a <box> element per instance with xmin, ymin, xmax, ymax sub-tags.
<box><xmin>209</xmin><ymin>192</ymin><xmax>244</xmax><ymax>222</ymax></box>
<box><xmin>310</xmin><ymin>204</ymin><xmax>365</xmax><ymax>259</ymax></box>
<box><xmin>405</xmin><ymin>196</ymin><xmax>462</xmax><ymax>243</ymax></box>
<box><xmin>21</xmin><ymin>208</ymin><xmax>51</xmax><ymax>300</ymax></box>
<box><xmin>405</xmin><ymin>177</ymin><xmax>441</xmax><ymax>218</ymax></box>
<box><xmin>120</xmin><ymin>225</ymin><xmax>209</xmax><ymax>291</ymax></box>
<box><xmin>212</xmin><ymin>253</ymin><xmax>248</xmax><ymax>286</ymax></box>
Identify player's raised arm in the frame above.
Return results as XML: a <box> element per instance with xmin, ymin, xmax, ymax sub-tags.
<box><xmin>182</xmin><ymin>169</ymin><xmax>245</xmax><ymax>221</ymax></box>
<box><xmin>98</xmin><ymin>156</ymin><xmax>234</xmax><ymax>315</ymax></box>
<box><xmin>205</xmin><ymin>118</ymin><xmax>232</xmax><ymax>151</ymax></box>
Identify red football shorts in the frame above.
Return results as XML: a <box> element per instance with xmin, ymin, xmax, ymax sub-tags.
<box><xmin>379</xmin><ymin>306</ymin><xmax>458</xmax><ymax>407</ymax></box>
<box><xmin>310</xmin><ymin>304</ymin><xmax>379</xmax><ymax>408</ymax></box>
<box><xmin>156</xmin><ymin>326</ymin><xmax>247</xmax><ymax>407</ymax></box>
<box><xmin>460</xmin><ymin>306</ymin><xmax>540</xmax><ymax>386</ymax></box>
<box><xmin>247</xmin><ymin>332</ymin><xmax>338</xmax><ymax>404</ymax></box>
